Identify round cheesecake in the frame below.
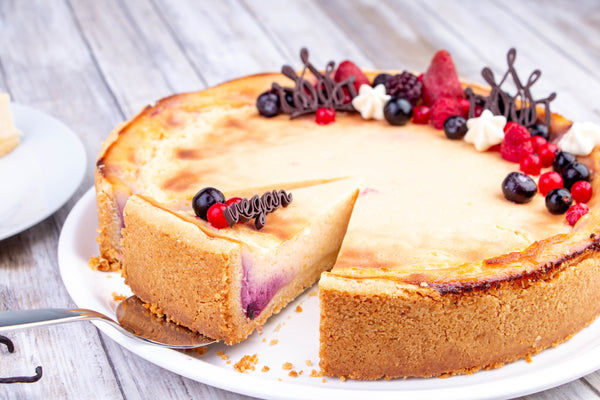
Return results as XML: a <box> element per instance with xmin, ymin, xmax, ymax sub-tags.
<box><xmin>94</xmin><ymin>69</ymin><xmax>600</xmax><ymax>378</ymax></box>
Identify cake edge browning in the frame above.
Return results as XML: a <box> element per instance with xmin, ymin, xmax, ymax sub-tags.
<box><xmin>319</xmin><ymin>228</ymin><xmax>600</xmax><ymax>379</ymax></box>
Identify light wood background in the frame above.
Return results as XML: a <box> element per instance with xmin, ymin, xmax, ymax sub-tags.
<box><xmin>2</xmin><ymin>0</ymin><xmax>600</xmax><ymax>398</ymax></box>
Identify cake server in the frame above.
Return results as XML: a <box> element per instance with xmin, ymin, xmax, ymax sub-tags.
<box><xmin>0</xmin><ymin>296</ymin><xmax>216</xmax><ymax>349</ymax></box>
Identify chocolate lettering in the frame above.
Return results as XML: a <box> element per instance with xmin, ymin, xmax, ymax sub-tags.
<box><xmin>223</xmin><ymin>190</ymin><xmax>293</xmax><ymax>230</ymax></box>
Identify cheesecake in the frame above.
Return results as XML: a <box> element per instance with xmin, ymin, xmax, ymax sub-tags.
<box><xmin>0</xmin><ymin>94</ymin><xmax>21</xmax><ymax>157</ymax></box>
<box><xmin>94</xmin><ymin>49</ymin><xmax>600</xmax><ymax>378</ymax></box>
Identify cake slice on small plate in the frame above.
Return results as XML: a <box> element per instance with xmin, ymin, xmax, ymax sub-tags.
<box><xmin>121</xmin><ymin>178</ymin><xmax>359</xmax><ymax>343</ymax></box>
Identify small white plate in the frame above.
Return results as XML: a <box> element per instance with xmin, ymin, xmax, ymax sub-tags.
<box><xmin>59</xmin><ymin>188</ymin><xmax>600</xmax><ymax>400</ymax></box>
<box><xmin>0</xmin><ymin>103</ymin><xmax>86</xmax><ymax>240</ymax></box>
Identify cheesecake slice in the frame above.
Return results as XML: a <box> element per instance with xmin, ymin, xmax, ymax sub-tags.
<box><xmin>0</xmin><ymin>94</ymin><xmax>21</xmax><ymax>157</ymax></box>
<box><xmin>121</xmin><ymin>178</ymin><xmax>358</xmax><ymax>343</ymax></box>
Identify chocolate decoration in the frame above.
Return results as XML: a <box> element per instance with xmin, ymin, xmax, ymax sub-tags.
<box><xmin>0</xmin><ymin>335</ymin><xmax>43</xmax><ymax>384</ymax></box>
<box><xmin>272</xmin><ymin>48</ymin><xmax>357</xmax><ymax>118</ymax></box>
<box><xmin>223</xmin><ymin>190</ymin><xmax>293</xmax><ymax>230</ymax></box>
<box><xmin>465</xmin><ymin>48</ymin><xmax>556</xmax><ymax>128</ymax></box>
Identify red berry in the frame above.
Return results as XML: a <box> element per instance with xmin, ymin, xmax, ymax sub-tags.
<box><xmin>417</xmin><ymin>73</ymin><xmax>424</xmax><ymax>83</ymax></box>
<box><xmin>530</xmin><ymin>136</ymin><xmax>547</xmax><ymax>152</ymax></box>
<box><xmin>571</xmin><ymin>180</ymin><xmax>593</xmax><ymax>203</ymax></box>
<box><xmin>566</xmin><ymin>203</ymin><xmax>589</xmax><ymax>226</ymax></box>
<box><xmin>538</xmin><ymin>171</ymin><xmax>563</xmax><ymax>196</ymax></box>
<box><xmin>334</xmin><ymin>60</ymin><xmax>370</xmax><ymax>92</ymax></box>
<box><xmin>206</xmin><ymin>202</ymin><xmax>229</xmax><ymax>229</ymax></box>
<box><xmin>539</xmin><ymin>143</ymin><xmax>558</xmax><ymax>168</ymax></box>
<box><xmin>501</xmin><ymin>122</ymin><xmax>533</xmax><ymax>163</ymax></box>
<box><xmin>473</xmin><ymin>105</ymin><xmax>483</xmax><ymax>117</ymax></box>
<box><xmin>315</xmin><ymin>107</ymin><xmax>336</xmax><ymax>125</ymax></box>
<box><xmin>430</xmin><ymin>97</ymin><xmax>462</xmax><ymax>130</ymax></box>
<box><xmin>225</xmin><ymin>197</ymin><xmax>243</xmax><ymax>207</ymax></box>
<box><xmin>458</xmin><ymin>98</ymin><xmax>471</xmax><ymax>118</ymax></box>
<box><xmin>422</xmin><ymin>50</ymin><xmax>464</xmax><ymax>106</ymax></box>
<box><xmin>520</xmin><ymin>154</ymin><xmax>542</xmax><ymax>176</ymax></box>
<box><xmin>412</xmin><ymin>105</ymin><xmax>431</xmax><ymax>124</ymax></box>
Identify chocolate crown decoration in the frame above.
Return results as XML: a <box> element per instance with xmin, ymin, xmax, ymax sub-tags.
<box><xmin>465</xmin><ymin>48</ymin><xmax>556</xmax><ymax>128</ymax></box>
<box><xmin>272</xmin><ymin>48</ymin><xmax>357</xmax><ymax>118</ymax></box>
<box><xmin>223</xmin><ymin>190</ymin><xmax>293</xmax><ymax>230</ymax></box>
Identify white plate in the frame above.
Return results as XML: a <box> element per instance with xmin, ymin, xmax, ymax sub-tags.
<box><xmin>58</xmin><ymin>188</ymin><xmax>600</xmax><ymax>400</ymax></box>
<box><xmin>0</xmin><ymin>103</ymin><xmax>86</xmax><ymax>240</ymax></box>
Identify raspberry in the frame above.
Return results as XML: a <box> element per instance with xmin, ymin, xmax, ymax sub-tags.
<box><xmin>430</xmin><ymin>97</ymin><xmax>462</xmax><ymax>130</ymax></box>
<box><xmin>316</xmin><ymin>107</ymin><xmax>336</xmax><ymax>125</ymax></box>
<box><xmin>334</xmin><ymin>60</ymin><xmax>370</xmax><ymax>93</ymax></box>
<box><xmin>539</xmin><ymin>143</ymin><xmax>558</xmax><ymax>167</ymax></box>
<box><xmin>566</xmin><ymin>203</ymin><xmax>589</xmax><ymax>226</ymax></box>
<box><xmin>571</xmin><ymin>180</ymin><xmax>593</xmax><ymax>203</ymax></box>
<box><xmin>530</xmin><ymin>136</ymin><xmax>547</xmax><ymax>152</ymax></box>
<box><xmin>539</xmin><ymin>171</ymin><xmax>563</xmax><ymax>196</ymax></box>
<box><xmin>412</xmin><ymin>105</ymin><xmax>431</xmax><ymax>124</ymax></box>
<box><xmin>422</xmin><ymin>50</ymin><xmax>464</xmax><ymax>106</ymax></box>
<box><xmin>207</xmin><ymin>203</ymin><xmax>229</xmax><ymax>229</ymax></box>
<box><xmin>501</xmin><ymin>122</ymin><xmax>533</xmax><ymax>163</ymax></box>
<box><xmin>384</xmin><ymin>71</ymin><xmax>422</xmax><ymax>106</ymax></box>
<box><xmin>520</xmin><ymin>154</ymin><xmax>542</xmax><ymax>176</ymax></box>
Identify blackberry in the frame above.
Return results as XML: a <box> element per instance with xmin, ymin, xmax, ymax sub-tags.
<box><xmin>385</xmin><ymin>71</ymin><xmax>422</xmax><ymax>106</ymax></box>
<box><xmin>373</xmin><ymin>73</ymin><xmax>392</xmax><ymax>88</ymax></box>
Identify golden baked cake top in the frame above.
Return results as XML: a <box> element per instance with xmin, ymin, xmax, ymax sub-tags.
<box><xmin>97</xmin><ymin>48</ymin><xmax>598</xmax><ymax>288</ymax></box>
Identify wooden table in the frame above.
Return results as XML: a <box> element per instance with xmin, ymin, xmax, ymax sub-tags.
<box><xmin>2</xmin><ymin>1</ymin><xmax>600</xmax><ymax>398</ymax></box>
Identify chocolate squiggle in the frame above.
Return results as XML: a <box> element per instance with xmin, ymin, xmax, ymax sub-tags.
<box><xmin>272</xmin><ymin>48</ymin><xmax>357</xmax><ymax>118</ymax></box>
<box><xmin>0</xmin><ymin>335</ymin><xmax>43</xmax><ymax>384</ymax></box>
<box><xmin>465</xmin><ymin>48</ymin><xmax>556</xmax><ymax>128</ymax></box>
<box><xmin>223</xmin><ymin>190</ymin><xmax>293</xmax><ymax>230</ymax></box>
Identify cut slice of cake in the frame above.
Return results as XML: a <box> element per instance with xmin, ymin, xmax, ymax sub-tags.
<box><xmin>0</xmin><ymin>94</ymin><xmax>21</xmax><ymax>157</ymax></box>
<box><xmin>121</xmin><ymin>178</ymin><xmax>359</xmax><ymax>343</ymax></box>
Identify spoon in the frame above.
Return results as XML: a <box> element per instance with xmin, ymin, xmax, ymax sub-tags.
<box><xmin>0</xmin><ymin>296</ymin><xmax>216</xmax><ymax>349</ymax></box>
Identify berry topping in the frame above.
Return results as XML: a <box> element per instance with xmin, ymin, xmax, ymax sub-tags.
<box><xmin>566</xmin><ymin>203</ymin><xmax>590</xmax><ymax>226</ymax></box>
<box><xmin>519</xmin><ymin>153</ymin><xmax>542</xmax><ymax>176</ymax></box>
<box><xmin>192</xmin><ymin>187</ymin><xmax>226</xmax><ymax>220</ymax></box>
<box><xmin>430</xmin><ymin>97</ymin><xmax>462</xmax><ymax>130</ymax></box>
<box><xmin>500</xmin><ymin>122</ymin><xmax>534</xmax><ymax>163</ymax></box>
<box><xmin>561</xmin><ymin>162</ymin><xmax>591</xmax><ymax>190</ymax></box>
<box><xmin>545</xmin><ymin>188</ymin><xmax>573</xmax><ymax>214</ymax></box>
<box><xmin>384</xmin><ymin>97</ymin><xmax>413</xmax><ymax>126</ymax></box>
<box><xmin>473</xmin><ymin>105</ymin><xmax>484</xmax><ymax>117</ymax></box>
<box><xmin>412</xmin><ymin>105</ymin><xmax>431</xmax><ymax>125</ymax></box>
<box><xmin>502</xmin><ymin>172</ymin><xmax>537</xmax><ymax>204</ymax></box>
<box><xmin>256</xmin><ymin>90</ymin><xmax>281</xmax><ymax>118</ymax></box>
<box><xmin>422</xmin><ymin>50</ymin><xmax>464</xmax><ymax>106</ymax></box>
<box><xmin>458</xmin><ymin>98</ymin><xmax>471</xmax><ymax>118</ymax></box>
<box><xmin>373</xmin><ymin>73</ymin><xmax>392</xmax><ymax>88</ymax></box>
<box><xmin>552</xmin><ymin>150</ymin><xmax>576</xmax><ymax>172</ymax></box>
<box><xmin>334</xmin><ymin>60</ymin><xmax>370</xmax><ymax>92</ymax></box>
<box><xmin>538</xmin><ymin>171</ymin><xmax>564</xmax><ymax>196</ymax></box>
<box><xmin>571</xmin><ymin>180</ymin><xmax>593</xmax><ymax>203</ymax></box>
<box><xmin>315</xmin><ymin>107</ymin><xmax>336</xmax><ymax>125</ymax></box>
<box><xmin>206</xmin><ymin>203</ymin><xmax>229</xmax><ymax>229</ymax></box>
<box><xmin>443</xmin><ymin>115</ymin><xmax>468</xmax><ymax>140</ymax></box>
<box><xmin>529</xmin><ymin>123</ymin><xmax>550</xmax><ymax>140</ymax></box>
<box><xmin>539</xmin><ymin>143</ymin><xmax>558</xmax><ymax>167</ymax></box>
<box><xmin>225</xmin><ymin>197</ymin><xmax>243</xmax><ymax>206</ymax></box>
<box><xmin>384</xmin><ymin>71</ymin><xmax>423</xmax><ymax>106</ymax></box>
<box><xmin>530</xmin><ymin>136</ymin><xmax>547</xmax><ymax>153</ymax></box>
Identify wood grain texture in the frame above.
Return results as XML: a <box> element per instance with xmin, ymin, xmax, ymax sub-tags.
<box><xmin>1</xmin><ymin>0</ymin><xmax>600</xmax><ymax>398</ymax></box>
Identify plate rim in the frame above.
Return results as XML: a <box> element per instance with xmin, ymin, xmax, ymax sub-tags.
<box><xmin>0</xmin><ymin>102</ymin><xmax>86</xmax><ymax>240</ymax></box>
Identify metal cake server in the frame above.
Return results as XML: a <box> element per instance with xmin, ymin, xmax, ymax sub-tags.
<box><xmin>0</xmin><ymin>296</ymin><xmax>216</xmax><ymax>349</ymax></box>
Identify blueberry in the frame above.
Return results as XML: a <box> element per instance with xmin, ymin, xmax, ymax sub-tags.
<box><xmin>502</xmin><ymin>172</ymin><xmax>537</xmax><ymax>204</ymax></box>
<box><xmin>529</xmin><ymin>123</ymin><xmax>550</xmax><ymax>141</ymax></box>
<box><xmin>443</xmin><ymin>115</ymin><xmax>468</xmax><ymax>140</ymax></box>
<box><xmin>256</xmin><ymin>90</ymin><xmax>280</xmax><ymax>117</ymax></box>
<box><xmin>553</xmin><ymin>150</ymin><xmax>576</xmax><ymax>172</ymax></box>
<box><xmin>373</xmin><ymin>73</ymin><xmax>392</xmax><ymax>88</ymax></box>
<box><xmin>192</xmin><ymin>187</ymin><xmax>225</xmax><ymax>220</ymax></box>
<box><xmin>384</xmin><ymin>97</ymin><xmax>412</xmax><ymax>126</ymax></box>
<box><xmin>545</xmin><ymin>188</ymin><xmax>573</xmax><ymax>214</ymax></box>
<box><xmin>561</xmin><ymin>162</ymin><xmax>591</xmax><ymax>190</ymax></box>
